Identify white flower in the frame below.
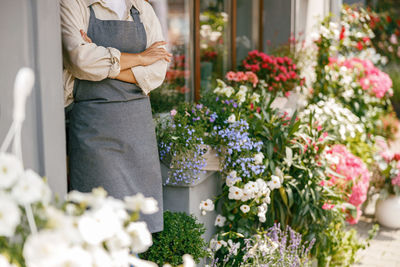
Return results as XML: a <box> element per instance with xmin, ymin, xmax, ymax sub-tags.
<box><xmin>78</xmin><ymin>204</ymin><xmax>123</xmax><ymax>245</ymax></box>
<box><xmin>254</xmin><ymin>152</ymin><xmax>265</xmax><ymax>165</ymax></box>
<box><xmin>223</xmin><ymin>86</ymin><xmax>235</xmax><ymax>97</ymax></box>
<box><xmin>67</xmin><ymin>188</ymin><xmax>107</xmax><ymax>206</ymax></box>
<box><xmin>199</xmin><ymin>199</ymin><xmax>215</xmax><ymax>215</ymax></box>
<box><xmin>129</xmin><ymin>256</ymin><xmax>158</xmax><ymax>267</ymax></box>
<box><xmin>227</xmin><ymin>240</ymin><xmax>241</xmax><ymax>256</ymax></box>
<box><xmin>87</xmin><ymin>246</ymin><xmax>113</xmax><ymax>267</ymax></box>
<box><xmin>228</xmin><ymin>186</ymin><xmax>243</xmax><ymax>200</ymax></box>
<box><xmin>126</xmin><ymin>221</ymin><xmax>153</xmax><ymax>253</ymax></box>
<box><xmin>250</xmin><ymin>93</ymin><xmax>260</xmax><ymax>103</ymax></box>
<box><xmin>0</xmin><ymin>193</ymin><xmax>20</xmax><ymax>237</ymax></box>
<box><xmin>244</xmin><ymin>181</ymin><xmax>258</xmax><ymax>195</ymax></box>
<box><xmin>11</xmin><ymin>169</ymin><xmax>51</xmax><ymax>205</ymax></box>
<box><xmin>214</xmin><ymin>214</ymin><xmax>226</xmax><ymax>227</ymax></box>
<box><xmin>240</xmin><ymin>205</ymin><xmax>250</xmax><ymax>213</ymax></box>
<box><xmin>44</xmin><ymin>207</ymin><xmax>81</xmax><ymax>244</ymax></box>
<box><xmin>256</xmin><ymin>179</ymin><xmax>270</xmax><ymax>196</ymax></box>
<box><xmin>268</xmin><ymin>175</ymin><xmax>281</xmax><ymax>190</ymax></box>
<box><xmin>236</xmin><ymin>90</ymin><xmax>247</xmax><ymax>104</ymax></box>
<box><xmin>0</xmin><ymin>255</ymin><xmax>16</xmax><ymax>267</ymax></box>
<box><xmin>0</xmin><ymin>153</ymin><xmax>23</xmax><ymax>189</ymax></box>
<box><xmin>56</xmin><ymin>246</ymin><xmax>93</xmax><ymax>267</ymax></box>
<box><xmin>240</xmin><ymin>191</ymin><xmax>252</xmax><ymax>202</ymax></box>
<box><xmin>210</xmin><ymin>239</ymin><xmax>227</xmax><ymax>251</ymax></box>
<box><xmin>228</xmin><ymin>170</ymin><xmax>237</xmax><ymax>178</ymax></box>
<box><xmin>227</xmin><ymin>114</ymin><xmax>236</xmax><ymax>123</ymax></box>
<box><xmin>257</xmin><ymin>203</ymin><xmax>268</xmax><ymax>222</ymax></box>
<box><xmin>23</xmin><ymin>230</ymin><xmax>71</xmax><ymax>267</ymax></box>
<box><xmin>124</xmin><ymin>193</ymin><xmax>159</xmax><ymax>215</ymax></box>
<box><xmin>183</xmin><ymin>254</ymin><xmax>195</xmax><ymax>267</ymax></box>
<box><xmin>239</xmin><ymin>85</ymin><xmax>248</xmax><ymax>94</ymax></box>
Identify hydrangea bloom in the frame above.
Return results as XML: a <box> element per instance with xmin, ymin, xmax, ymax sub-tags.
<box><xmin>324</xmin><ymin>145</ymin><xmax>370</xmax><ymax>224</ymax></box>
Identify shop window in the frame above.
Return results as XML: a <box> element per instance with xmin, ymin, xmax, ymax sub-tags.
<box><xmin>150</xmin><ymin>0</ymin><xmax>264</xmax><ymax>108</ymax></box>
<box><xmin>149</xmin><ymin>0</ymin><xmax>193</xmax><ymax>114</ymax></box>
<box><xmin>199</xmin><ymin>0</ymin><xmax>231</xmax><ymax>94</ymax></box>
<box><xmin>236</xmin><ymin>0</ymin><xmax>261</xmax><ymax>66</ymax></box>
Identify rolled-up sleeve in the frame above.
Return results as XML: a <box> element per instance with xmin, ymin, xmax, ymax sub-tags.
<box><xmin>132</xmin><ymin>2</ymin><xmax>168</xmax><ymax>95</ymax></box>
<box><xmin>60</xmin><ymin>0</ymin><xmax>121</xmax><ymax>81</ymax></box>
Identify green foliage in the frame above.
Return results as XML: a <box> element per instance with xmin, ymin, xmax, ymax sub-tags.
<box><xmin>140</xmin><ymin>211</ymin><xmax>208</xmax><ymax>266</ymax></box>
<box><xmin>345</xmin><ymin>134</ymin><xmax>376</xmax><ymax>168</ymax></box>
<box><xmin>386</xmin><ymin>64</ymin><xmax>400</xmax><ymax>103</ymax></box>
<box><xmin>317</xmin><ymin>223</ymin><xmax>379</xmax><ymax>267</ymax></box>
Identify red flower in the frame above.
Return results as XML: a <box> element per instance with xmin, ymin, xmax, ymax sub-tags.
<box><xmin>340</xmin><ymin>26</ymin><xmax>346</xmax><ymax>40</ymax></box>
<box><xmin>387</xmin><ymin>15</ymin><xmax>392</xmax><ymax>23</ymax></box>
<box><xmin>356</xmin><ymin>41</ymin><xmax>364</xmax><ymax>51</ymax></box>
<box><xmin>362</xmin><ymin>37</ymin><xmax>370</xmax><ymax>44</ymax></box>
<box><xmin>394</xmin><ymin>153</ymin><xmax>400</xmax><ymax>161</ymax></box>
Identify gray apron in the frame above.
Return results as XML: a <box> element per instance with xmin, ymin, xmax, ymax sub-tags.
<box><xmin>68</xmin><ymin>6</ymin><xmax>163</xmax><ymax>233</ymax></box>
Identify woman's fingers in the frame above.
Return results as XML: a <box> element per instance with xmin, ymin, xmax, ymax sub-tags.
<box><xmin>80</xmin><ymin>29</ymin><xmax>92</xmax><ymax>43</ymax></box>
<box><xmin>150</xmin><ymin>41</ymin><xmax>167</xmax><ymax>48</ymax></box>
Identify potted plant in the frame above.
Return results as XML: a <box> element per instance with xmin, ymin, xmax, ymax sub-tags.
<box><xmin>373</xmin><ymin>137</ymin><xmax>400</xmax><ymax>228</ymax></box>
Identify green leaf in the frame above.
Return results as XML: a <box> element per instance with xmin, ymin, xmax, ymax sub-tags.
<box><xmin>279</xmin><ymin>187</ymin><xmax>289</xmax><ymax>207</ymax></box>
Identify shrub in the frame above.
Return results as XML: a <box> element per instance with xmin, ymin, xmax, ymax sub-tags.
<box><xmin>140</xmin><ymin>211</ymin><xmax>208</xmax><ymax>266</ymax></box>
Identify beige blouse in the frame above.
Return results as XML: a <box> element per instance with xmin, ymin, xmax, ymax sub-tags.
<box><xmin>60</xmin><ymin>0</ymin><xmax>167</xmax><ymax>106</ymax></box>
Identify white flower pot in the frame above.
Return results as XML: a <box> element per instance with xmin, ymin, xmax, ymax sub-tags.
<box><xmin>376</xmin><ymin>195</ymin><xmax>400</xmax><ymax>229</ymax></box>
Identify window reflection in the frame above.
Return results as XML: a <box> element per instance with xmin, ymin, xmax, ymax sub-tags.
<box><xmin>236</xmin><ymin>0</ymin><xmax>260</xmax><ymax>66</ymax></box>
<box><xmin>200</xmin><ymin>0</ymin><xmax>230</xmax><ymax>94</ymax></box>
<box><xmin>150</xmin><ymin>0</ymin><xmax>192</xmax><ymax>114</ymax></box>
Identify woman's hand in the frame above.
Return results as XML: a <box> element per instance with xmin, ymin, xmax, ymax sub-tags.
<box><xmin>136</xmin><ymin>41</ymin><xmax>172</xmax><ymax>65</ymax></box>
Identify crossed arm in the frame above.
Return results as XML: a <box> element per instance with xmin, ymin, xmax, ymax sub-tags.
<box><xmin>80</xmin><ymin>30</ymin><xmax>172</xmax><ymax>84</ymax></box>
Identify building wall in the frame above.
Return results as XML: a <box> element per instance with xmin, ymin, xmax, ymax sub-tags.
<box><xmin>0</xmin><ymin>0</ymin><xmax>67</xmax><ymax>196</ymax></box>
<box><xmin>262</xmin><ymin>0</ymin><xmax>342</xmax><ymax>51</ymax></box>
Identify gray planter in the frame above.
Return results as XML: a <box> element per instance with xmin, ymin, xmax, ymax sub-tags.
<box><xmin>161</xmin><ymin>162</ymin><xmax>222</xmax><ymax>243</ymax></box>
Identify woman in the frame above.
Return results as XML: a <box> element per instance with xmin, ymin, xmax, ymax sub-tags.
<box><xmin>60</xmin><ymin>0</ymin><xmax>171</xmax><ymax>233</ymax></box>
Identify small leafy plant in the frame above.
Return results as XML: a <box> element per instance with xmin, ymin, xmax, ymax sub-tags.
<box><xmin>140</xmin><ymin>211</ymin><xmax>208</xmax><ymax>266</ymax></box>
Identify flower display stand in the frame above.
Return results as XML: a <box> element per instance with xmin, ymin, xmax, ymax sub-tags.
<box><xmin>161</xmin><ymin>163</ymin><xmax>222</xmax><ymax>266</ymax></box>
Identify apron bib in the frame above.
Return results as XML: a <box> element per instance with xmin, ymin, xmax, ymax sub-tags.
<box><xmin>68</xmin><ymin>6</ymin><xmax>163</xmax><ymax>233</ymax></box>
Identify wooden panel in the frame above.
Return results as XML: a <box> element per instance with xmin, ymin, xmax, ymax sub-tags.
<box><xmin>259</xmin><ymin>0</ymin><xmax>264</xmax><ymax>51</ymax></box>
<box><xmin>194</xmin><ymin>0</ymin><xmax>201</xmax><ymax>102</ymax></box>
<box><xmin>231</xmin><ymin>0</ymin><xmax>237</xmax><ymax>70</ymax></box>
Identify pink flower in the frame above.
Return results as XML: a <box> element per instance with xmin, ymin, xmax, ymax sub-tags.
<box><xmin>324</xmin><ymin>145</ymin><xmax>370</xmax><ymax>224</ymax></box>
<box><xmin>170</xmin><ymin>109</ymin><xmax>177</xmax><ymax>117</ymax></box>
<box><xmin>322</xmin><ymin>203</ymin><xmax>335</xmax><ymax>210</ymax></box>
<box><xmin>226</xmin><ymin>71</ymin><xmax>236</xmax><ymax>81</ymax></box>
<box><xmin>392</xmin><ymin>175</ymin><xmax>400</xmax><ymax>187</ymax></box>
<box><xmin>333</xmin><ymin>58</ymin><xmax>393</xmax><ymax>99</ymax></box>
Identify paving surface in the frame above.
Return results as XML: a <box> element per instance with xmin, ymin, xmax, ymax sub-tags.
<box><xmin>354</xmin><ymin>217</ymin><xmax>400</xmax><ymax>267</ymax></box>
<box><xmin>354</xmin><ymin>136</ymin><xmax>400</xmax><ymax>266</ymax></box>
